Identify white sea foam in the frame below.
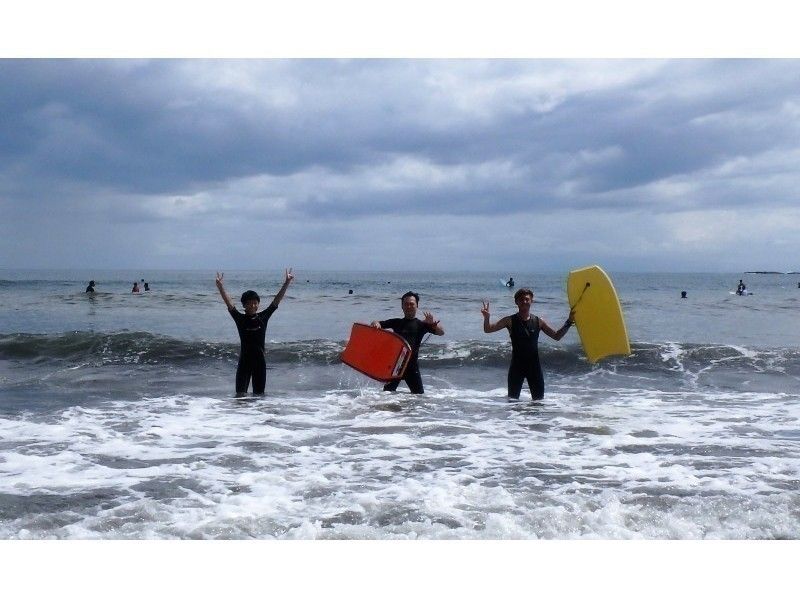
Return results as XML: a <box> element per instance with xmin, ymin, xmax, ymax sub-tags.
<box><xmin>1</xmin><ymin>383</ymin><xmax>799</xmax><ymax>539</ymax></box>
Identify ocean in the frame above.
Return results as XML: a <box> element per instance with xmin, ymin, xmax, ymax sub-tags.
<box><xmin>1</xmin><ymin>269</ymin><xmax>799</xmax><ymax>539</ymax></box>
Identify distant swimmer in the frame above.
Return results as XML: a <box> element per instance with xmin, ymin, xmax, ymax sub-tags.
<box><xmin>736</xmin><ymin>279</ymin><xmax>746</xmax><ymax>295</ymax></box>
<box><xmin>481</xmin><ymin>288</ymin><xmax>574</xmax><ymax>402</ymax></box>
<box><xmin>506</xmin><ymin>277</ymin><xmax>515</xmax><ymax>288</ymax></box>
<box><xmin>144</xmin><ymin>282</ymin><xmax>150</xmax><ymax>291</ymax></box>
<box><xmin>85</xmin><ymin>280</ymin><xmax>96</xmax><ymax>293</ymax></box>
<box><xmin>216</xmin><ymin>269</ymin><xmax>294</xmax><ymax>397</ymax></box>
<box><xmin>371</xmin><ymin>291</ymin><xmax>444</xmax><ymax>394</ymax></box>
<box><xmin>132</xmin><ymin>282</ymin><xmax>140</xmax><ymax>293</ymax></box>
<box><xmin>681</xmin><ymin>291</ymin><xmax>687</xmax><ymax>299</ymax></box>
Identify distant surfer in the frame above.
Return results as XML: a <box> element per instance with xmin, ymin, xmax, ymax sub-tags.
<box><xmin>371</xmin><ymin>291</ymin><xmax>444</xmax><ymax>394</ymax></box>
<box><xmin>85</xmin><ymin>280</ymin><xmax>96</xmax><ymax>293</ymax></box>
<box><xmin>736</xmin><ymin>280</ymin><xmax>746</xmax><ymax>295</ymax></box>
<box><xmin>144</xmin><ymin>282</ymin><xmax>150</xmax><ymax>291</ymax></box>
<box><xmin>132</xmin><ymin>282</ymin><xmax>140</xmax><ymax>293</ymax></box>
<box><xmin>216</xmin><ymin>268</ymin><xmax>294</xmax><ymax>397</ymax></box>
<box><xmin>506</xmin><ymin>277</ymin><xmax>515</xmax><ymax>288</ymax></box>
<box><xmin>481</xmin><ymin>288</ymin><xmax>574</xmax><ymax>402</ymax></box>
<box><xmin>681</xmin><ymin>291</ymin><xmax>687</xmax><ymax>299</ymax></box>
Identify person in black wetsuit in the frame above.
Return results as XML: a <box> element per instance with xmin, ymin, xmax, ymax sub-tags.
<box><xmin>85</xmin><ymin>280</ymin><xmax>96</xmax><ymax>293</ymax></box>
<box><xmin>481</xmin><ymin>288</ymin><xmax>574</xmax><ymax>402</ymax></box>
<box><xmin>215</xmin><ymin>269</ymin><xmax>294</xmax><ymax>396</ymax></box>
<box><xmin>370</xmin><ymin>291</ymin><xmax>444</xmax><ymax>394</ymax></box>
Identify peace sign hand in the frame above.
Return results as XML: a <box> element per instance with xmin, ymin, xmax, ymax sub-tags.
<box><xmin>481</xmin><ymin>300</ymin><xmax>491</xmax><ymax>317</ymax></box>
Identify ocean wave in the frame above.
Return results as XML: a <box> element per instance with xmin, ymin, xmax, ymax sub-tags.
<box><xmin>2</xmin><ymin>332</ymin><xmax>799</xmax><ymax>376</ymax></box>
<box><xmin>0</xmin><ymin>332</ymin><xmax>237</xmax><ymax>366</ymax></box>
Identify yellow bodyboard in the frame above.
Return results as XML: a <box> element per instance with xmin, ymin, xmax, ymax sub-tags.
<box><xmin>567</xmin><ymin>265</ymin><xmax>631</xmax><ymax>364</ymax></box>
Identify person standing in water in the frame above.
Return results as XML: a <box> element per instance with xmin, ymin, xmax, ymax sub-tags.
<box><xmin>481</xmin><ymin>288</ymin><xmax>574</xmax><ymax>401</ymax></box>
<box><xmin>85</xmin><ymin>280</ymin><xmax>96</xmax><ymax>293</ymax></box>
<box><xmin>371</xmin><ymin>291</ymin><xmax>444</xmax><ymax>394</ymax></box>
<box><xmin>736</xmin><ymin>280</ymin><xmax>746</xmax><ymax>295</ymax></box>
<box><xmin>132</xmin><ymin>282</ymin><xmax>140</xmax><ymax>293</ymax></box>
<box><xmin>216</xmin><ymin>269</ymin><xmax>294</xmax><ymax>396</ymax></box>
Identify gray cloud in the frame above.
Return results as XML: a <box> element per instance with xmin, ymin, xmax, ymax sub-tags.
<box><xmin>2</xmin><ymin>59</ymin><xmax>800</xmax><ymax>271</ymax></box>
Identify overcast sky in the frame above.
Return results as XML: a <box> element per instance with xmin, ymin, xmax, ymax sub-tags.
<box><xmin>2</xmin><ymin>59</ymin><xmax>799</xmax><ymax>272</ymax></box>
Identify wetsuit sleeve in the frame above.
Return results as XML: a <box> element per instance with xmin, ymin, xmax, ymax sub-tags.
<box><xmin>228</xmin><ymin>307</ymin><xmax>242</xmax><ymax>322</ymax></box>
<box><xmin>259</xmin><ymin>302</ymin><xmax>278</xmax><ymax>322</ymax></box>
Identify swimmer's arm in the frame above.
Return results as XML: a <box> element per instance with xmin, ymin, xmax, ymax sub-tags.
<box><xmin>215</xmin><ymin>272</ymin><xmax>236</xmax><ymax>311</ymax></box>
<box><xmin>483</xmin><ymin>316</ymin><xmax>510</xmax><ymax>333</ymax></box>
<box><xmin>270</xmin><ymin>268</ymin><xmax>294</xmax><ymax>307</ymax></box>
<box><xmin>481</xmin><ymin>301</ymin><xmax>509</xmax><ymax>333</ymax></box>
<box><xmin>540</xmin><ymin>310</ymin><xmax>575</xmax><ymax>341</ymax></box>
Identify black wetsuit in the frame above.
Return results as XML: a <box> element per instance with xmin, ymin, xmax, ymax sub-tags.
<box><xmin>228</xmin><ymin>303</ymin><xmax>277</xmax><ymax>394</ymax></box>
<box><xmin>507</xmin><ymin>313</ymin><xmax>544</xmax><ymax>400</ymax></box>
<box><xmin>379</xmin><ymin>317</ymin><xmax>436</xmax><ymax>394</ymax></box>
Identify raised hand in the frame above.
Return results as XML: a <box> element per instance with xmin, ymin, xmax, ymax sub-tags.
<box><xmin>284</xmin><ymin>268</ymin><xmax>294</xmax><ymax>284</ymax></box>
<box><xmin>423</xmin><ymin>311</ymin><xmax>440</xmax><ymax>326</ymax></box>
<box><xmin>215</xmin><ymin>272</ymin><xmax>224</xmax><ymax>287</ymax></box>
<box><xmin>481</xmin><ymin>300</ymin><xmax>490</xmax><ymax>318</ymax></box>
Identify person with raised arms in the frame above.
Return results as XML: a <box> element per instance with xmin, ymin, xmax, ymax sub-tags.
<box><xmin>481</xmin><ymin>288</ymin><xmax>574</xmax><ymax>402</ymax></box>
<box><xmin>371</xmin><ymin>291</ymin><xmax>444</xmax><ymax>394</ymax></box>
<box><xmin>216</xmin><ymin>269</ymin><xmax>294</xmax><ymax>397</ymax></box>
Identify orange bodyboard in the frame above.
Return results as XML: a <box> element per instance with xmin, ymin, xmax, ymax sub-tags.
<box><xmin>341</xmin><ymin>323</ymin><xmax>412</xmax><ymax>382</ymax></box>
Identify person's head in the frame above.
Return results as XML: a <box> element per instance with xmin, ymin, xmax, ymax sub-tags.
<box><xmin>401</xmin><ymin>291</ymin><xmax>420</xmax><ymax>318</ymax></box>
<box><xmin>88</xmin><ymin>280</ymin><xmax>95</xmax><ymax>286</ymax></box>
<box><xmin>241</xmin><ymin>290</ymin><xmax>260</xmax><ymax>314</ymax></box>
<box><xmin>514</xmin><ymin>288</ymin><xmax>534</xmax><ymax>312</ymax></box>
<box><xmin>681</xmin><ymin>291</ymin><xmax>687</xmax><ymax>298</ymax></box>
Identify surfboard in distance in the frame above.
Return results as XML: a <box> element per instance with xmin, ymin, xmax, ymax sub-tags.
<box><xmin>341</xmin><ymin>323</ymin><xmax>412</xmax><ymax>382</ymax></box>
<box><xmin>567</xmin><ymin>265</ymin><xmax>631</xmax><ymax>364</ymax></box>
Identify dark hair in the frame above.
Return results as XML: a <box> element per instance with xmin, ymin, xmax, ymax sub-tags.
<box><xmin>241</xmin><ymin>290</ymin><xmax>260</xmax><ymax>304</ymax></box>
<box><xmin>88</xmin><ymin>280</ymin><xmax>95</xmax><ymax>286</ymax></box>
<box><xmin>514</xmin><ymin>288</ymin><xmax>534</xmax><ymax>302</ymax></box>
<box><xmin>401</xmin><ymin>291</ymin><xmax>420</xmax><ymax>304</ymax></box>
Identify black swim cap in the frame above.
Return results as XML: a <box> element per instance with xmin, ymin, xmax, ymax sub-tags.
<box><xmin>241</xmin><ymin>290</ymin><xmax>260</xmax><ymax>304</ymax></box>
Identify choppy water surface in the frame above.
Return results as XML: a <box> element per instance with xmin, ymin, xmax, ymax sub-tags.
<box><xmin>1</xmin><ymin>269</ymin><xmax>799</xmax><ymax>538</ymax></box>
